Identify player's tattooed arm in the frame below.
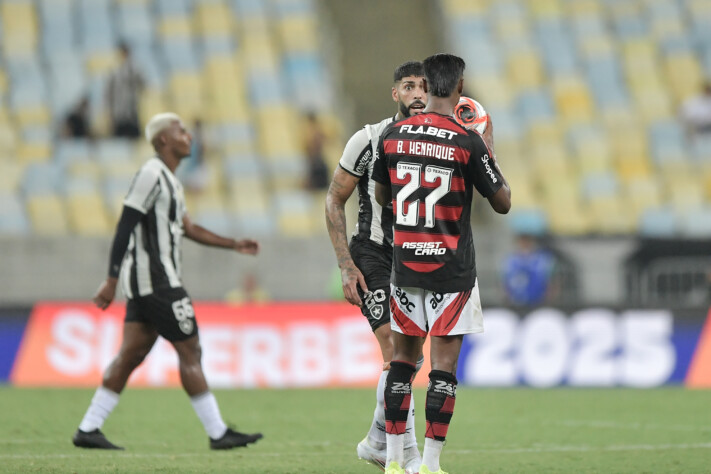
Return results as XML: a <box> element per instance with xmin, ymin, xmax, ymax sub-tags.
<box><xmin>325</xmin><ymin>167</ymin><xmax>369</xmax><ymax>306</ymax></box>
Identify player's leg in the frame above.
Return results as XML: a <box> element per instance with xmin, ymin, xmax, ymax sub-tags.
<box><xmin>385</xmin><ymin>331</ymin><xmax>424</xmax><ymax>472</ymax></box>
<box><xmin>421</xmin><ymin>335</ymin><xmax>462</xmax><ymax>474</ymax></box>
<box><xmin>385</xmin><ymin>285</ymin><xmax>428</xmax><ymax>471</ymax></box>
<box><xmin>170</xmin><ymin>334</ymin><xmax>263</xmax><ymax>449</ymax></box>
<box><xmin>73</xmin><ymin>319</ymin><xmax>158</xmax><ymax>449</ymax></box>
<box><xmin>419</xmin><ymin>285</ymin><xmax>481</xmax><ymax>473</ymax></box>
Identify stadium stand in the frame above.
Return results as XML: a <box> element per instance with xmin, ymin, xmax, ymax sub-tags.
<box><xmin>0</xmin><ymin>0</ymin><xmax>709</xmax><ymax>239</ymax></box>
<box><xmin>441</xmin><ymin>0</ymin><xmax>711</xmax><ymax>237</ymax></box>
<box><xmin>0</xmin><ymin>0</ymin><xmax>336</xmax><ymax>238</ymax></box>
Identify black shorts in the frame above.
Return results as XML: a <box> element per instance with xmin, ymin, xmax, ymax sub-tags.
<box><xmin>350</xmin><ymin>237</ymin><xmax>392</xmax><ymax>332</ymax></box>
<box><xmin>125</xmin><ymin>287</ymin><xmax>198</xmax><ymax>342</ymax></box>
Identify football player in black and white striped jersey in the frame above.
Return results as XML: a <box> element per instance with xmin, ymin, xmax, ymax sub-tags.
<box><xmin>73</xmin><ymin>113</ymin><xmax>263</xmax><ymax>451</ymax></box>
<box><xmin>326</xmin><ymin>62</ymin><xmax>426</xmax><ymax>473</ymax></box>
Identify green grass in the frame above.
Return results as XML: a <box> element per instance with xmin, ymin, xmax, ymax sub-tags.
<box><xmin>0</xmin><ymin>387</ymin><xmax>710</xmax><ymax>473</ymax></box>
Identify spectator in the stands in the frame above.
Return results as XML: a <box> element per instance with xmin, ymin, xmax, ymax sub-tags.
<box><xmin>106</xmin><ymin>42</ymin><xmax>145</xmax><ymax>139</ymax></box>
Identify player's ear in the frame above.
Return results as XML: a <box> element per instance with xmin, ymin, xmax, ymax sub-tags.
<box><xmin>422</xmin><ymin>78</ymin><xmax>429</xmax><ymax>94</ymax></box>
<box><xmin>457</xmin><ymin>78</ymin><xmax>464</xmax><ymax>94</ymax></box>
<box><xmin>391</xmin><ymin>86</ymin><xmax>398</xmax><ymax>102</ymax></box>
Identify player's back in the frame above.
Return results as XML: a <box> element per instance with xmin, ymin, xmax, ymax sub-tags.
<box><xmin>374</xmin><ymin>112</ymin><xmax>503</xmax><ymax>293</ymax></box>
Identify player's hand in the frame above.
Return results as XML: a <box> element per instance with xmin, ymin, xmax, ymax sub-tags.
<box><xmin>93</xmin><ymin>277</ymin><xmax>118</xmax><ymax>310</ymax></box>
<box><xmin>233</xmin><ymin>239</ymin><xmax>260</xmax><ymax>255</ymax></box>
<box><xmin>341</xmin><ymin>265</ymin><xmax>368</xmax><ymax>307</ymax></box>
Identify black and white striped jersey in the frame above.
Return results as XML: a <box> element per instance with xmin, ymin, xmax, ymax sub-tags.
<box><xmin>338</xmin><ymin>116</ymin><xmax>396</xmax><ymax>247</ymax></box>
<box><xmin>120</xmin><ymin>157</ymin><xmax>186</xmax><ymax>298</ymax></box>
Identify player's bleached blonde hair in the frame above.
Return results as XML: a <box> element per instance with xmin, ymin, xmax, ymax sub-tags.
<box><xmin>144</xmin><ymin>112</ymin><xmax>182</xmax><ymax>144</ymax></box>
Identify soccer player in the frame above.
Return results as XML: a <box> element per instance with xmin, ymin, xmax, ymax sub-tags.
<box><xmin>72</xmin><ymin>113</ymin><xmax>263</xmax><ymax>451</ymax></box>
<box><xmin>372</xmin><ymin>54</ymin><xmax>511</xmax><ymax>474</ymax></box>
<box><xmin>325</xmin><ymin>61</ymin><xmax>426</xmax><ymax>472</ymax></box>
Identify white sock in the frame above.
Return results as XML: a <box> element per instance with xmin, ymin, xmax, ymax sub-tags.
<box><xmin>78</xmin><ymin>386</ymin><xmax>120</xmax><ymax>432</ymax></box>
<box><xmin>404</xmin><ymin>389</ymin><xmax>417</xmax><ymax>449</ymax></box>
<box><xmin>423</xmin><ymin>438</ymin><xmax>444</xmax><ymax>471</ymax></box>
<box><xmin>190</xmin><ymin>392</ymin><xmax>227</xmax><ymax>439</ymax></box>
<box><xmin>386</xmin><ymin>433</ymin><xmax>405</xmax><ymax>466</ymax></box>
<box><xmin>367</xmin><ymin>370</ymin><xmax>388</xmax><ymax>448</ymax></box>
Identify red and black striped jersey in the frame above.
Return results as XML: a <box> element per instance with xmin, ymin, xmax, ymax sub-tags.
<box><xmin>371</xmin><ymin>112</ymin><xmax>503</xmax><ymax>293</ymax></box>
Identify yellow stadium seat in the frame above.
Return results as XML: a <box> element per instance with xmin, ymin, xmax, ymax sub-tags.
<box><xmin>508</xmin><ymin>50</ymin><xmax>545</xmax><ymax>89</ymax></box>
<box><xmin>14</xmin><ymin>106</ymin><xmax>51</xmax><ymax>128</ymax></box>
<box><xmin>0</xmin><ymin>161</ymin><xmax>23</xmax><ymax>193</ymax></box>
<box><xmin>547</xmin><ymin>199</ymin><xmax>591</xmax><ymax>235</ymax></box>
<box><xmin>279</xmin><ymin>16</ymin><xmax>318</xmax><ymax>52</ymax></box>
<box><xmin>68</xmin><ymin>161</ymin><xmax>102</xmax><ymax>180</ymax></box>
<box><xmin>587</xmin><ymin>196</ymin><xmax>635</xmax><ymax>234</ymax></box>
<box><xmin>86</xmin><ymin>52</ymin><xmax>119</xmax><ymax>77</ymax></box>
<box><xmin>631</xmin><ymin>86</ymin><xmax>674</xmax><ymax>122</ymax></box>
<box><xmin>66</xmin><ymin>193</ymin><xmax>112</xmax><ymax>236</ymax></box>
<box><xmin>1</xmin><ymin>3</ymin><xmax>38</xmax><ymax>57</ymax></box>
<box><xmin>496</xmin><ymin>17</ymin><xmax>529</xmax><ymax>44</ymax></box>
<box><xmin>467</xmin><ymin>74</ymin><xmax>514</xmax><ymax>108</ymax></box>
<box><xmin>566</xmin><ymin>0</ymin><xmax>602</xmax><ymax>16</ymax></box>
<box><xmin>664</xmin><ymin>54</ymin><xmax>704</xmax><ymax>103</ymax></box>
<box><xmin>277</xmin><ymin>210</ymin><xmax>316</xmax><ymax>237</ymax></box>
<box><xmin>139</xmin><ymin>89</ymin><xmax>168</xmax><ymax>128</ymax></box>
<box><xmin>255</xmin><ymin>106</ymin><xmax>300</xmax><ymax>158</ymax></box>
<box><xmin>667</xmin><ymin>177</ymin><xmax>705</xmax><ymax>211</ymax></box>
<box><xmin>243</xmin><ymin>34</ymin><xmax>279</xmax><ymax>73</ymax></box>
<box><xmin>229</xmin><ymin>180</ymin><xmax>270</xmax><ymax>215</ymax></box>
<box><xmin>530</xmin><ymin>0</ymin><xmax>563</xmax><ymax>18</ymax></box>
<box><xmin>626</xmin><ymin>176</ymin><xmax>664</xmax><ymax>214</ymax></box>
<box><xmin>159</xmin><ymin>17</ymin><xmax>192</xmax><ymax>38</ymax></box>
<box><xmin>441</xmin><ymin>0</ymin><xmax>489</xmax><ymax>16</ymax></box>
<box><xmin>652</xmin><ymin>18</ymin><xmax>685</xmax><ymax>41</ymax></box>
<box><xmin>27</xmin><ymin>195</ymin><xmax>69</xmax><ymax>236</ymax></box>
<box><xmin>552</xmin><ymin>76</ymin><xmax>594</xmax><ymax>123</ymax></box>
<box><xmin>195</xmin><ymin>3</ymin><xmax>233</xmax><ymax>37</ymax></box>
<box><xmin>0</xmin><ymin>123</ymin><xmax>18</xmax><ymax>154</ymax></box>
<box><xmin>579</xmin><ymin>36</ymin><xmax>615</xmax><ymax>59</ymax></box>
<box><xmin>17</xmin><ymin>142</ymin><xmax>51</xmax><ymax>163</ymax></box>
<box><xmin>169</xmin><ymin>73</ymin><xmax>204</xmax><ymax>123</ymax></box>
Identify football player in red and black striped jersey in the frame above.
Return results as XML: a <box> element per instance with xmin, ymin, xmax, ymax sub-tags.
<box><xmin>372</xmin><ymin>53</ymin><xmax>511</xmax><ymax>474</ymax></box>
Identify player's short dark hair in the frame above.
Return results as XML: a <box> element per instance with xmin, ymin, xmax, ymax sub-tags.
<box><xmin>422</xmin><ymin>53</ymin><xmax>466</xmax><ymax>97</ymax></box>
<box><xmin>393</xmin><ymin>61</ymin><xmax>424</xmax><ymax>82</ymax></box>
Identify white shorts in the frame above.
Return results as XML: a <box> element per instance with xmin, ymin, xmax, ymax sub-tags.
<box><xmin>389</xmin><ymin>281</ymin><xmax>484</xmax><ymax>337</ymax></box>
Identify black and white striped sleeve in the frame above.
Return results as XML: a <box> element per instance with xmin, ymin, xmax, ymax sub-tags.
<box><xmin>123</xmin><ymin>164</ymin><xmax>161</xmax><ymax>214</ymax></box>
<box><xmin>338</xmin><ymin>128</ymin><xmax>373</xmax><ymax>178</ymax></box>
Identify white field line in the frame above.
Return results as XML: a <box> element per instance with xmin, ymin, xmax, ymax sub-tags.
<box><xmin>1</xmin><ymin>442</ymin><xmax>711</xmax><ymax>459</ymax></box>
<box><xmin>547</xmin><ymin>419</ymin><xmax>710</xmax><ymax>432</ymax></box>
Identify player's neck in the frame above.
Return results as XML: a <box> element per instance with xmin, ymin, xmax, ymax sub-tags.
<box><xmin>157</xmin><ymin>152</ymin><xmax>180</xmax><ymax>173</ymax></box>
<box><xmin>423</xmin><ymin>96</ymin><xmax>458</xmax><ymax>117</ymax></box>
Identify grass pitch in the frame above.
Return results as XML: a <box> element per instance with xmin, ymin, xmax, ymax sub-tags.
<box><xmin>0</xmin><ymin>387</ymin><xmax>709</xmax><ymax>473</ymax></box>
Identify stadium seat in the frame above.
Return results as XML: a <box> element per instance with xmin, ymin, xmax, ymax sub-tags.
<box><xmin>639</xmin><ymin>207</ymin><xmax>678</xmax><ymax>237</ymax></box>
<box><xmin>0</xmin><ymin>193</ymin><xmax>29</xmax><ymax>235</ymax></box>
<box><xmin>680</xmin><ymin>207</ymin><xmax>711</xmax><ymax>238</ymax></box>
<box><xmin>26</xmin><ymin>194</ymin><xmax>69</xmax><ymax>235</ymax></box>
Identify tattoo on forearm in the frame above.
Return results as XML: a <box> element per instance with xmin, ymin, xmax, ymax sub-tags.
<box><xmin>325</xmin><ymin>194</ymin><xmax>354</xmax><ymax>271</ymax></box>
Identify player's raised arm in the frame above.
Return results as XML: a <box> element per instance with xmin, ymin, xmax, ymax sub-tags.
<box><xmin>182</xmin><ymin>214</ymin><xmax>259</xmax><ymax>255</ymax></box>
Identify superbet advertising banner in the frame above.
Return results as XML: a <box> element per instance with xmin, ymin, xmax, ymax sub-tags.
<box><xmin>6</xmin><ymin>303</ymin><xmax>711</xmax><ymax>388</ymax></box>
<box><xmin>11</xmin><ymin>302</ymin><xmax>414</xmax><ymax>388</ymax></box>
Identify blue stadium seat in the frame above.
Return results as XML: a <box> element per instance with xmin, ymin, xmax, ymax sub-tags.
<box><xmin>0</xmin><ymin>193</ymin><xmax>30</xmax><ymax>235</ymax></box>
<box><xmin>639</xmin><ymin>208</ymin><xmax>678</xmax><ymax>237</ymax></box>
<box><xmin>517</xmin><ymin>90</ymin><xmax>555</xmax><ymax>123</ymax></box>
<box><xmin>648</xmin><ymin>121</ymin><xmax>688</xmax><ymax>164</ymax></box>
<box><xmin>161</xmin><ymin>37</ymin><xmax>201</xmax><ymax>72</ymax></box>
<box><xmin>55</xmin><ymin>140</ymin><xmax>92</xmax><ymax>166</ymax></box>
<box><xmin>681</xmin><ymin>207</ymin><xmax>711</xmax><ymax>237</ymax></box>
<box><xmin>156</xmin><ymin>0</ymin><xmax>192</xmax><ymax>17</ymax></box>
<box><xmin>508</xmin><ymin>208</ymin><xmax>549</xmax><ymax>236</ymax></box>
<box><xmin>22</xmin><ymin>163</ymin><xmax>64</xmax><ymax>196</ymax></box>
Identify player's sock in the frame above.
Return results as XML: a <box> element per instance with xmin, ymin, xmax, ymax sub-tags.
<box><xmin>78</xmin><ymin>386</ymin><xmax>120</xmax><ymax>432</ymax></box>
<box><xmin>190</xmin><ymin>391</ymin><xmax>228</xmax><ymax>439</ymax></box>
<box><xmin>423</xmin><ymin>370</ymin><xmax>457</xmax><ymax>472</ymax></box>
<box><xmin>367</xmin><ymin>369</ymin><xmax>388</xmax><ymax>448</ymax></box>
<box><xmin>384</xmin><ymin>360</ymin><xmax>416</xmax><ymax>466</ymax></box>
<box><xmin>404</xmin><ymin>354</ymin><xmax>424</xmax><ymax>449</ymax></box>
